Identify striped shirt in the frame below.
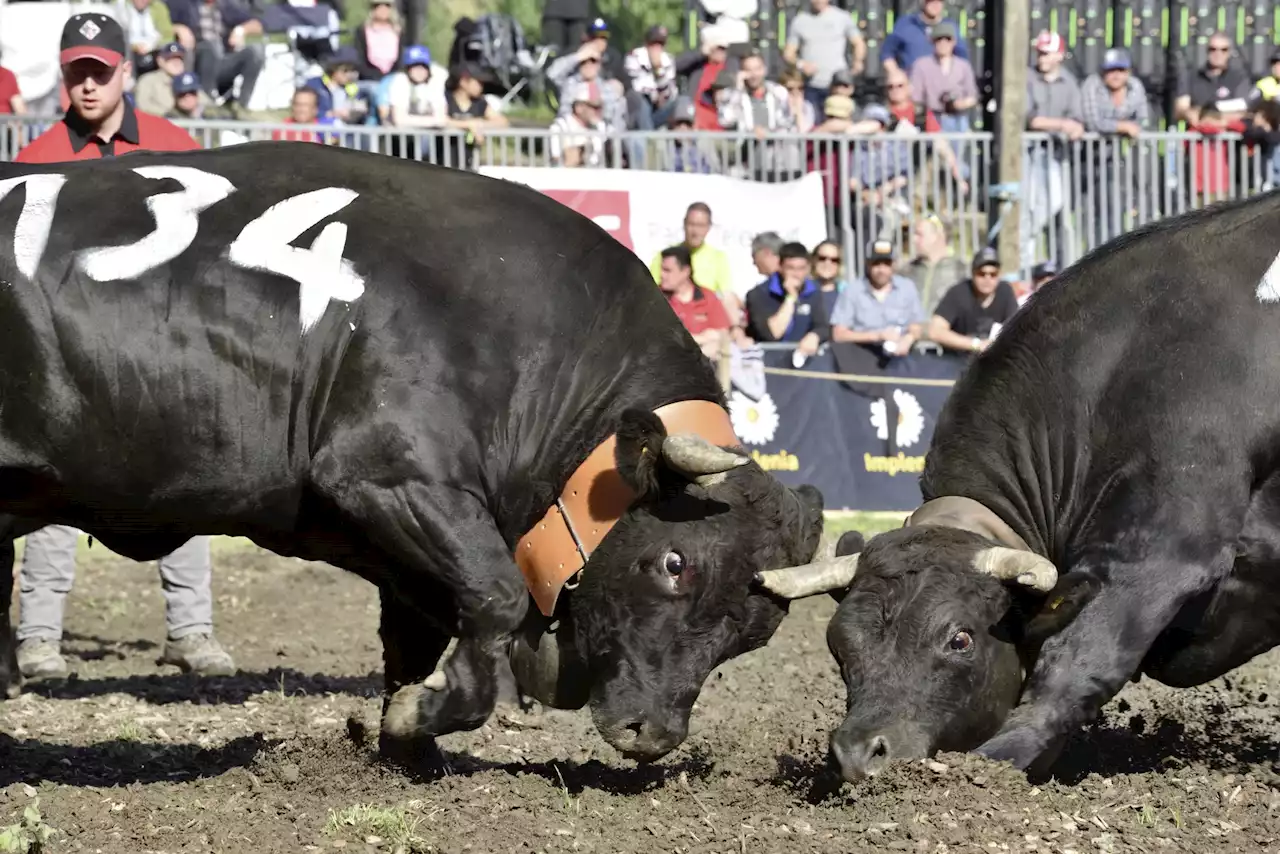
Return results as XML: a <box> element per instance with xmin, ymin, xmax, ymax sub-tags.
<box><xmin>623</xmin><ymin>46</ymin><xmax>677</xmax><ymax>103</ymax></box>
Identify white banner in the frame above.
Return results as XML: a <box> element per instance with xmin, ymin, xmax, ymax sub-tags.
<box><xmin>477</xmin><ymin>167</ymin><xmax>829</xmax><ymax>300</ymax></box>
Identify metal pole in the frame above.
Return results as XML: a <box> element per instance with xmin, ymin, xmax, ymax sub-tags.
<box><xmin>993</xmin><ymin>0</ymin><xmax>1028</xmax><ymax>273</ymax></box>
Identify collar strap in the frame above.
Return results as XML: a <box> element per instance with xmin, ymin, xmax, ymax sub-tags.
<box><xmin>515</xmin><ymin>399</ymin><xmax>741</xmax><ymax>617</ymax></box>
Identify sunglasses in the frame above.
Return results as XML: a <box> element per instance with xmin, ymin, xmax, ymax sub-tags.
<box><xmin>815</xmin><ymin>254</ymin><xmax>840</xmax><ymax>262</ymax></box>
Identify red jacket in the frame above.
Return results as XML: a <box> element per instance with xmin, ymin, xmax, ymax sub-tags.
<box><xmin>16</xmin><ymin>100</ymin><xmax>200</xmax><ymax>163</ymax></box>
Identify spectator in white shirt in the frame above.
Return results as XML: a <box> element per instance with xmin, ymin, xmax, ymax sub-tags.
<box><xmin>549</xmin><ymin>81</ymin><xmax>608</xmax><ymax>167</ymax></box>
<box><xmin>386</xmin><ymin>45</ymin><xmax>447</xmax><ymax>128</ymax></box>
<box><xmin>624</xmin><ymin>25</ymin><xmax>678</xmax><ymax>130</ymax></box>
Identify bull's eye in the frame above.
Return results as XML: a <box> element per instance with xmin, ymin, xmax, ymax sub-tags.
<box><xmin>948</xmin><ymin>631</ymin><xmax>974</xmax><ymax>652</ymax></box>
<box><xmin>662</xmin><ymin>551</ymin><xmax>686</xmax><ymax>576</ymax></box>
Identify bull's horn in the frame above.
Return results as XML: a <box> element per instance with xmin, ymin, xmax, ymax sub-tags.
<box><xmin>755</xmin><ymin>554</ymin><xmax>860</xmax><ymax>599</ymax></box>
<box><xmin>662</xmin><ymin>434</ymin><xmax>748</xmax><ymax>485</ymax></box>
<box><xmin>972</xmin><ymin>547</ymin><xmax>1058</xmax><ymax>592</ymax></box>
<box><xmin>508</xmin><ymin>620</ymin><xmax>590</xmax><ymax>711</ymax></box>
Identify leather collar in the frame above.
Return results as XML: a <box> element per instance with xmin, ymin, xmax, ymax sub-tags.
<box><xmin>515</xmin><ymin>399</ymin><xmax>741</xmax><ymax>617</ymax></box>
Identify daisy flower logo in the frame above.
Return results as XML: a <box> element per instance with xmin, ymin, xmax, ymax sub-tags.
<box><xmin>728</xmin><ymin>390</ymin><xmax>780</xmax><ymax>446</ymax></box>
<box><xmin>869</xmin><ymin>389</ymin><xmax>926</xmax><ymax>449</ymax></box>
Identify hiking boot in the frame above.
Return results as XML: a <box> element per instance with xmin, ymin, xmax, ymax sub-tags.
<box><xmin>160</xmin><ymin>633</ymin><xmax>236</xmax><ymax>677</ymax></box>
<box><xmin>17</xmin><ymin>639</ymin><xmax>68</xmax><ymax>680</ymax></box>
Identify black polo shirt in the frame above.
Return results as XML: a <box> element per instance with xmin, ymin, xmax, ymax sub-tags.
<box><xmin>1177</xmin><ymin>64</ymin><xmax>1252</xmax><ymax>111</ymax></box>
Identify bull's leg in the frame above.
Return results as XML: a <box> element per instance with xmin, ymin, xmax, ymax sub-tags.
<box><xmin>1141</xmin><ymin>554</ymin><xmax>1280</xmax><ymax>687</ymax></box>
<box><xmin>0</xmin><ymin>539</ymin><xmax>19</xmax><ymax>699</ymax></box>
<box><xmin>377</xmin><ymin>587</ymin><xmax>452</xmax><ymax>766</ymax></box>
<box><xmin>976</xmin><ymin>510</ymin><xmax>1241</xmax><ymax>775</ymax></box>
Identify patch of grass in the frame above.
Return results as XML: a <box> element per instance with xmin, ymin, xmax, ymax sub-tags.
<box><xmin>822</xmin><ymin>511</ymin><xmax>908</xmax><ymax>542</ymax></box>
<box><xmin>116</xmin><ymin>721</ymin><xmax>145</xmax><ymax>742</ymax></box>
<box><xmin>0</xmin><ymin>800</ymin><xmax>58</xmax><ymax>854</ymax></box>
<box><xmin>324</xmin><ymin>804</ymin><xmax>427</xmax><ymax>851</ymax></box>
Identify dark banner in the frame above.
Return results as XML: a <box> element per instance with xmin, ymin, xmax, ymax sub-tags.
<box><xmin>727</xmin><ymin>347</ymin><xmax>965</xmax><ymax>511</ymax></box>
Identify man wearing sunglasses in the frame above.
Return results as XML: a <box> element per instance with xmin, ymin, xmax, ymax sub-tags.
<box><xmin>927</xmin><ymin>247</ymin><xmax>1019</xmax><ymax>358</ymax></box>
<box><xmin>1173</xmin><ymin>32</ymin><xmax>1252</xmax><ymax>131</ymax></box>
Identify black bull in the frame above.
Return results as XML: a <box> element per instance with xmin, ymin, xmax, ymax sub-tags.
<box><xmin>0</xmin><ymin>143</ymin><xmax>824</xmax><ymax>763</ymax></box>
<box><xmin>758</xmin><ymin>188</ymin><xmax>1280</xmax><ymax>780</ymax></box>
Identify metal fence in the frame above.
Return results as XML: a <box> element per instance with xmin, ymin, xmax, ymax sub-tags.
<box><xmin>2</xmin><ymin>116</ymin><xmax>1273</xmax><ymax>280</ymax></box>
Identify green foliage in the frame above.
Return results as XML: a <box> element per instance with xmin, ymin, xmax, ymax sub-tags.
<box><xmin>0</xmin><ymin>800</ymin><xmax>58</xmax><ymax>854</ymax></box>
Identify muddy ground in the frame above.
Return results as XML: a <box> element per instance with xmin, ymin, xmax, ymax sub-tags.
<box><xmin>0</xmin><ymin>532</ymin><xmax>1278</xmax><ymax>854</ymax></box>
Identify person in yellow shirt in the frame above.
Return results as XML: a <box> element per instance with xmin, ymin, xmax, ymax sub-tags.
<box><xmin>649</xmin><ymin>202</ymin><xmax>741</xmax><ymax>325</ymax></box>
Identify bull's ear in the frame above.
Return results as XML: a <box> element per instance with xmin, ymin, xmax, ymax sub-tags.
<box><xmin>827</xmin><ymin>530</ymin><xmax>866</xmax><ymax>602</ymax></box>
<box><xmin>1023</xmin><ymin>574</ymin><xmax>1101</xmax><ymax>646</ymax></box>
<box><xmin>615</xmin><ymin>409</ymin><xmax>667</xmax><ymax>501</ymax></box>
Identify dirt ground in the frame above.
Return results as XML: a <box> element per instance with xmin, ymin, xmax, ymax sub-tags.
<box><xmin>0</xmin><ymin>535</ymin><xmax>1278</xmax><ymax>854</ymax></box>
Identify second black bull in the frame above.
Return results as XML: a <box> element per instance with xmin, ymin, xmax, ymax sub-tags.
<box><xmin>758</xmin><ymin>189</ymin><xmax>1280</xmax><ymax>781</ymax></box>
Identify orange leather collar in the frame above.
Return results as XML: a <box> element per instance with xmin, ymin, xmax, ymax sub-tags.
<box><xmin>515</xmin><ymin>399</ymin><xmax>741</xmax><ymax>617</ymax></box>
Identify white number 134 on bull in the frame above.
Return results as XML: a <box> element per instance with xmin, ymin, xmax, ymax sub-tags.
<box><xmin>0</xmin><ymin>166</ymin><xmax>365</xmax><ymax>333</ymax></box>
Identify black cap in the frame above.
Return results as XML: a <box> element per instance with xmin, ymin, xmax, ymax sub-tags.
<box><xmin>588</xmin><ymin>17</ymin><xmax>610</xmax><ymax>37</ymax></box>
<box><xmin>866</xmin><ymin>239</ymin><xmax>895</xmax><ymax>263</ymax></box>
<box><xmin>60</xmin><ymin>12</ymin><xmax>126</xmax><ymax>68</ymax></box>
<box><xmin>971</xmin><ymin>246</ymin><xmax>1000</xmax><ymax>271</ymax></box>
<box><xmin>1032</xmin><ymin>260</ymin><xmax>1058</xmax><ymax>279</ymax></box>
<box><xmin>830</xmin><ymin>68</ymin><xmax>855</xmax><ymax>88</ymax></box>
<box><xmin>645</xmin><ymin>24</ymin><xmax>669</xmax><ymax>43</ymax></box>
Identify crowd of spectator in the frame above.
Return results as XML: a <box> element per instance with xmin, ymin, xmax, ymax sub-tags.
<box><xmin>654</xmin><ymin>200</ymin><xmax>1058</xmax><ymax>386</ymax></box>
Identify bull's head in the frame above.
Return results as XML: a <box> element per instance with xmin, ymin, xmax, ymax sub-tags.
<box><xmin>512</xmin><ymin>409</ymin><xmax>824</xmax><ymax>761</ymax></box>
<box><xmin>754</xmin><ymin>497</ymin><xmax>1098</xmax><ymax>783</ymax></box>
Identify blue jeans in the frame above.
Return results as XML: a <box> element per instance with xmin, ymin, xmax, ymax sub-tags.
<box><xmin>804</xmin><ymin>85</ymin><xmax>829</xmax><ymax>121</ymax></box>
<box><xmin>937</xmin><ymin>112</ymin><xmax>971</xmax><ymax>181</ymax></box>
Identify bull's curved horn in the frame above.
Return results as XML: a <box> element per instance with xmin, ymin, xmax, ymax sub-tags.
<box><xmin>972</xmin><ymin>547</ymin><xmax>1058</xmax><ymax>592</ymax></box>
<box><xmin>508</xmin><ymin>621</ymin><xmax>590</xmax><ymax>711</ymax></box>
<box><xmin>755</xmin><ymin>554</ymin><xmax>860</xmax><ymax>600</ymax></box>
<box><xmin>662</xmin><ymin>434</ymin><xmax>748</xmax><ymax>485</ymax></box>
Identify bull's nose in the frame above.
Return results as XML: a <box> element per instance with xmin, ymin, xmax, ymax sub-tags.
<box><xmin>831</xmin><ymin>733</ymin><xmax>892</xmax><ymax>782</ymax></box>
<box><xmin>602</xmin><ymin>719</ymin><xmax>685</xmax><ymax>762</ymax></box>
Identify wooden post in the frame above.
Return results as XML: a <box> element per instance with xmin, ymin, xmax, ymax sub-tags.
<box><xmin>995</xmin><ymin>0</ymin><xmax>1029</xmax><ymax>274</ymax></box>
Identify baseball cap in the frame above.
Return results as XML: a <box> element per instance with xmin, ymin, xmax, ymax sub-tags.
<box><xmin>1032</xmin><ymin>260</ymin><xmax>1058</xmax><ymax>279</ymax></box>
<box><xmin>830</xmin><ymin>68</ymin><xmax>855</xmax><ymax>89</ymax></box>
<box><xmin>931</xmin><ymin>21</ymin><xmax>957</xmax><ymax>41</ymax></box>
<box><xmin>1101</xmin><ymin>48</ymin><xmax>1131</xmax><ymax>71</ymax></box>
<box><xmin>866</xmin><ymin>239</ymin><xmax>896</xmax><ymax>264</ymax></box>
<box><xmin>669</xmin><ymin>95</ymin><xmax>696</xmax><ymax>125</ymax></box>
<box><xmin>60</xmin><ymin>12</ymin><xmax>126</xmax><ymax>68</ymax></box>
<box><xmin>971</xmin><ymin>246</ymin><xmax>1001</xmax><ymax>271</ymax></box>
<box><xmin>157</xmin><ymin>41</ymin><xmax>185</xmax><ymax>58</ymax></box>
<box><xmin>588</xmin><ymin>17</ymin><xmax>610</xmax><ymax>37</ymax></box>
<box><xmin>402</xmin><ymin>45</ymin><xmax>431</xmax><ymax>67</ymax></box>
<box><xmin>172</xmin><ymin>71</ymin><xmax>201</xmax><ymax>96</ymax></box>
<box><xmin>710</xmin><ymin>68</ymin><xmax>737</xmax><ymax>90</ymax></box>
<box><xmin>645</xmin><ymin>24</ymin><xmax>669</xmax><ymax>44</ymax></box>
<box><xmin>860</xmin><ymin>103</ymin><xmax>892</xmax><ymax>125</ymax></box>
<box><xmin>326</xmin><ymin>45</ymin><xmax>360</xmax><ymax>70</ymax></box>
<box><xmin>571</xmin><ymin>81</ymin><xmax>603</xmax><ymax>106</ymax></box>
<box><xmin>1034</xmin><ymin>31</ymin><xmax>1064</xmax><ymax>54</ymax></box>
<box><xmin>824</xmin><ymin>94</ymin><xmax>855</xmax><ymax>118</ymax></box>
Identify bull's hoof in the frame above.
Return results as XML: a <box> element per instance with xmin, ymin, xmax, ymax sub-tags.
<box><xmin>382</xmin><ymin>671</ymin><xmax>492</xmax><ymax>741</ymax></box>
<box><xmin>377</xmin><ymin>729</ymin><xmax>448</xmax><ymax>776</ymax></box>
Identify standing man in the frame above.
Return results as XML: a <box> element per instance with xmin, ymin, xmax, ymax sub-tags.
<box><xmin>783</xmin><ymin>0</ymin><xmax>865</xmax><ymax>120</ymax></box>
<box><xmin>14</xmin><ymin>12</ymin><xmax>235</xmax><ymax>682</ymax></box>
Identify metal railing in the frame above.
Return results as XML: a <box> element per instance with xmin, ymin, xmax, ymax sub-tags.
<box><xmin>2</xmin><ymin>116</ymin><xmax>1273</xmax><ymax>280</ymax></box>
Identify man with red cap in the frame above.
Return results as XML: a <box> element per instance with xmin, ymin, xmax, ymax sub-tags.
<box><xmin>16</xmin><ymin>11</ymin><xmax>200</xmax><ymax>163</ymax></box>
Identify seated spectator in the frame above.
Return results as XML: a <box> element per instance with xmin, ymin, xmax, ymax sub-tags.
<box><xmin>751</xmin><ymin>232</ymin><xmax>784</xmax><ymax>279</ymax></box>
<box><xmin>781</xmin><ymin>67</ymin><xmax>816</xmax><ymax>133</ymax></box>
<box><xmin>1244</xmin><ymin>98</ymin><xmax>1280</xmax><ymax>188</ymax></box>
<box><xmin>1081</xmin><ymin>48</ymin><xmax>1147</xmax><ymax>139</ymax></box>
<box><xmin>306</xmin><ymin>47</ymin><xmax>372</xmax><ymax>126</ymax></box>
<box><xmin>848</xmin><ymin>103</ymin><xmax>914</xmax><ymax>240</ymax></box>
<box><xmin>719</xmin><ymin>51</ymin><xmax>803</xmax><ymax>180</ymax></box>
<box><xmin>828</xmin><ymin>68</ymin><xmax>855</xmax><ymax>100</ymax></box>
<box><xmin>659</xmin><ymin>244</ymin><xmax>732</xmax><ymax>364</ymax></box>
<box><xmin>115</xmin><ymin>0</ymin><xmax>178</xmax><ymax>71</ymax></box>
<box><xmin>134</xmin><ymin>42</ymin><xmax>190</xmax><ymax>116</ymax></box>
<box><xmin>0</xmin><ymin>56</ymin><xmax>25</xmax><ymax>115</ymax></box>
<box><xmin>883</xmin><ymin>69</ymin><xmax>967</xmax><ymax>193</ymax></box>
<box><xmin>904</xmin><ymin>213</ymin><xmax>966</xmax><ymax>315</ymax></box>
<box><xmin>744</xmin><ymin>241</ymin><xmax>829</xmax><ymax>363</ymax></box>
<box><xmin>811</xmin><ymin>239</ymin><xmax>848</xmax><ymax>318</ymax></box>
<box><xmin>548</xmin><ymin>18</ymin><xmax>626</xmax><ymax>125</ymax></box>
<box><xmin>386</xmin><ymin>45</ymin><xmax>446</xmax><ymax>128</ymax></box>
<box><xmin>166</xmin><ymin>70</ymin><xmax>233</xmax><ymax>119</ymax></box>
<box><xmin>929</xmin><ymin>248</ymin><xmax>1018</xmax><ymax>357</ymax></box>
<box><xmin>624</xmin><ymin>25</ymin><xmax>677</xmax><ymax>131</ymax></box>
<box><xmin>1174</xmin><ymin>32</ymin><xmax>1251</xmax><ymax>129</ymax></box>
<box><xmin>675</xmin><ymin>33</ymin><xmax>735</xmax><ymax>131</ymax></box>
<box><xmin>830</xmin><ymin>239</ymin><xmax>926</xmax><ymax>361</ymax></box>
<box><xmin>271</xmin><ymin>87</ymin><xmax>336</xmax><ymax>143</ymax></box>
<box><xmin>438</xmin><ymin>63</ymin><xmax>509</xmax><ymax>167</ymax></box>
<box><xmin>169</xmin><ymin>0</ymin><xmax>264</xmax><ymax>109</ymax></box>
<box><xmin>549</xmin><ymin>82</ymin><xmax>607</xmax><ymax>167</ymax></box>
<box><xmin>1020</xmin><ymin>260</ymin><xmax>1058</xmax><ymax>306</ymax></box>
<box><xmin>1248</xmin><ymin>48</ymin><xmax>1280</xmax><ymax>108</ymax></box>
<box><xmin>662</xmin><ymin>97</ymin><xmax>717</xmax><ymax>174</ymax></box>
<box><xmin>354</xmin><ymin>0</ymin><xmax>402</xmax><ymax>81</ymax></box>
